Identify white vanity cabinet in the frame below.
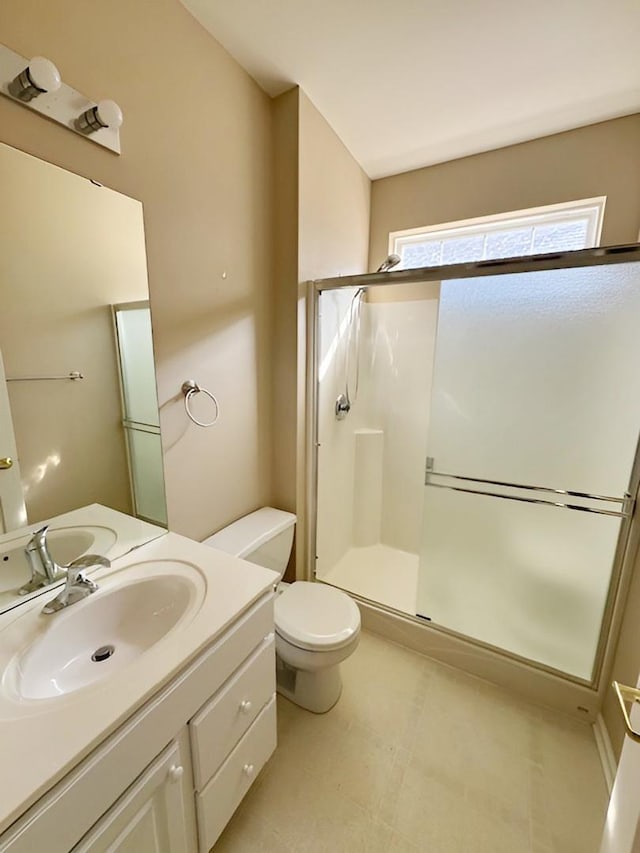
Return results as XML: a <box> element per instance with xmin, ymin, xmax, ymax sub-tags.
<box><xmin>0</xmin><ymin>591</ymin><xmax>277</xmax><ymax>853</ymax></box>
<box><xmin>72</xmin><ymin>733</ymin><xmax>197</xmax><ymax>853</ymax></box>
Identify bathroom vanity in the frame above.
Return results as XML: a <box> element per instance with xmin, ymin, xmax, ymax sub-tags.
<box><xmin>0</xmin><ymin>533</ymin><xmax>279</xmax><ymax>852</ymax></box>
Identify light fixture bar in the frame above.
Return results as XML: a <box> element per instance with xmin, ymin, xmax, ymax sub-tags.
<box><xmin>0</xmin><ymin>42</ymin><xmax>122</xmax><ymax>155</ymax></box>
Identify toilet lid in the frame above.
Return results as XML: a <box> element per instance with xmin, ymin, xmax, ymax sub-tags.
<box><xmin>275</xmin><ymin>582</ymin><xmax>361</xmax><ymax>652</ymax></box>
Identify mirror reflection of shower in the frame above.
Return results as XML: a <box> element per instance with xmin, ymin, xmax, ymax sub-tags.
<box><xmin>112</xmin><ymin>302</ymin><xmax>167</xmax><ymax>527</ymax></box>
<box><xmin>334</xmin><ymin>254</ymin><xmax>401</xmax><ymax>421</ymax></box>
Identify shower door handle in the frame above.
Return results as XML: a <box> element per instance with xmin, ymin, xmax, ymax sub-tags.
<box><xmin>424</xmin><ymin>469</ymin><xmax>633</xmax><ymax>518</ymax></box>
<box><xmin>613</xmin><ymin>681</ymin><xmax>640</xmax><ymax>743</ymax></box>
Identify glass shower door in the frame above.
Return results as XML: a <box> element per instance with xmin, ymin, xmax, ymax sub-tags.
<box><xmin>416</xmin><ymin>262</ymin><xmax>640</xmax><ymax>681</ymax></box>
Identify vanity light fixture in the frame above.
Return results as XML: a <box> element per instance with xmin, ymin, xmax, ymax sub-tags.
<box><xmin>8</xmin><ymin>56</ymin><xmax>61</xmax><ymax>102</ymax></box>
<box><xmin>76</xmin><ymin>99</ymin><xmax>123</xmax><ymax>134</ymax></box>
<box><xmin>0</xmin><ymin>42</ymin><xmax>123</xmax><ymax>154</ymax></box>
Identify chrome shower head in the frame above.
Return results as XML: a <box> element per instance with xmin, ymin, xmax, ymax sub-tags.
<box><xmin>376</xmin><ymin>253</ymin><xmax>401</xmax><ymax>272</ymax></box>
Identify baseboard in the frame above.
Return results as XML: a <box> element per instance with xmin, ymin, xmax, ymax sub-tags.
<box><xmin>593</xmin><ymin>713</ymin><xmax>617</xmax><ymax>794</ymax></box>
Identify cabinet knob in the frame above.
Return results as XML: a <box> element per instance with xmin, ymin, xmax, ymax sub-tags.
<box><xmin>168</xmin><ymin>764</ymin><xmax>184</xmax><ymax>784</ymax></box>
<box><xmin>242</xmin><ymin>763</ymin><xmax>255</xmax><ymax>778</ymax></box>
<box><xmin>239</xmin><ymin>699</ymin><xmax>253</xmax><ymax>714</ymax></box>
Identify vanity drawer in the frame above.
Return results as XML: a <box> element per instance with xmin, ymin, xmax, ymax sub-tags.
<box><xmin>190</xmin><ymin>635</ymin><xmax>275</xmax><ymax>790</ymax></box>
<box><xmin>195</xmin><ymin>696</ymin><xmax>277</xmax><ymax>853</ymax></box>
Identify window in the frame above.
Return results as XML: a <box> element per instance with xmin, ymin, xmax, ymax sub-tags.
<box><xmin>390</xmin><ymin>197</ymin><xmax>606</xmax><ymax>270</ymax></box>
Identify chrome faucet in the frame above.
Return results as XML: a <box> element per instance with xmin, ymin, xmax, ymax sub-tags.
<box><xmin>42</xmin><ymin>554</ymin><xmax>109</xmax><ymax>614</ymax></box>
<box><xmin>20</xmin><ymin>525</ymin><xmax>66</xmax><ymax>594</ymax></box>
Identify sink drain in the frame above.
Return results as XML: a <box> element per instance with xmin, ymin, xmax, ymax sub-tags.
<box><xmin>91</xmin><ymin>644</ymin><xmax>115</xmax><ymax>663</ymax></box>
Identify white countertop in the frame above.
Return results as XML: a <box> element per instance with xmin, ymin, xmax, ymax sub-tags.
<box><xmin>0</xmin><ymin>532</ymin><xmax>278</xmax><ymax>835</ymax></box>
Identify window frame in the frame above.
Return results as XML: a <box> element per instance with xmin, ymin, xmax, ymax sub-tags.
<box><xmin>388</xmin><ymin>197</ymin><xmax>606</xmax><ymax>269</ymax></box>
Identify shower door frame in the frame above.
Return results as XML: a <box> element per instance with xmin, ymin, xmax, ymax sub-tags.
<box><xmin>306</xmin><ymin>243</ymin><xmax>640</xmax><ymax>714</ymax></box>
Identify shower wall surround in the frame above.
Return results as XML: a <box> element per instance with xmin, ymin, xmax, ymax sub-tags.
<box><xmin>316</xmin><ymin>288</ymin><xmax>362</xmax><ymax>574</ymax></box>
<box><xmin>316</xmin><ymin>284</ymin><xmax>438</xmax><ymax>577</ymax></box>
<box><xmin>366</xmin><ymin>291</ymin><xmax>439</xmax><ymax>553</ymax></box>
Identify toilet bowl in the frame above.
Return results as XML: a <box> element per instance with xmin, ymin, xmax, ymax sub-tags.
<box><xmin>204</xmin><ymin>507</ymin><xmax>360</xmax><ymax>713</ymax></box>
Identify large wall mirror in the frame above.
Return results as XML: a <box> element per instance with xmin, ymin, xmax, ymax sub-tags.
<box><xmin>0</xmin><ymin>142</ymin><xmax>167</xmax><ymax>611</ymax></box>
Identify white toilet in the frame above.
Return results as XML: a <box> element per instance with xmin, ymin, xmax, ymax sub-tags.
<box><xmin>204</xmin><ymin>507</ymin><xmax>360</xmax><ymax>713</ymax></box>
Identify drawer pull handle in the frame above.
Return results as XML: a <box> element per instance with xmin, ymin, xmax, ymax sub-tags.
<box><xmin>239</xmin><ymin>699</ymin><xmax>253</xmax><ymax>714</ymax></box>
<box><xmin>243</xmin><ymin>763</ymin><xmax>255</xmax><ymax>778</ymax></box>
<box><xmin>168</xmin><ymin>764</ymin><xmax>184</xmax><ymax>784</ymax></box>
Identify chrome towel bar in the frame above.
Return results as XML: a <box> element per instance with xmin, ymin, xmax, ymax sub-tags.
<box><xmin>6</xmin><ymin>371</ymin><xmax>83</xmax><ymax>382</ymax></box>
<box><xmin>425</xmin><ymin>469</ymin><xmax>634</xmax><ymax>518</ymax></box>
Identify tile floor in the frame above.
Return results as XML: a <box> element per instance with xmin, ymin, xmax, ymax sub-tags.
<box><xmin>214</xmin><ymin>631</ymin><xmax>609</xmax><ymax>852</ymax></box>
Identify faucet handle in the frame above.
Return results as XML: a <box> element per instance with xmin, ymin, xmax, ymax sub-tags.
<box><xmin>41</xmin><ymin>557</ymin><xmax>103</xmax><ymax>614</ymax></box>
<box><xmin>65</xmin><ymin>567</ymin><xmax>98</xmax><ymax>593</ymax></box>
<box><xmin>66</xmin><ymin>554</ymin><xmax>111</xmax><ymax>571</ymax></box>
<box><xmin>65</xmin><ymin>554</ymin><xmax>110</xmax><ymax>586</ymax></box>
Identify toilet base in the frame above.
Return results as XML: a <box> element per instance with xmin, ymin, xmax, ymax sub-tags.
<box><xmin>276</xmin><ymin>655</ymin><xmax>343</xmax><ymax>714</ymax></box>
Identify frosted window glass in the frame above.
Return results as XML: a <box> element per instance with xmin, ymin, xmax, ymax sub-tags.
<box><xmin>532</xmin><ymin>220</ymin><xmax>589</xmax><ymax>253</ymax></box>
<box><xmin>441</xmin><ymin>234</ymin><xmax>485</xmax><ymax>264</ymax></box>
<box><xmin>416</xmin><ymin>488</ymin><xmax>621</xmax><ymax>680</ymax></box>
<box><xmin>395</xmin><ymin>201</ymin><xmax>601</xmax><ymax>270</ymax></box>
<box><xmin>484</xmin><ymin>227</ymin><xmax>533</xmax><ymax>259</ymax></box>
<box><xmin>401</xmin><ymin>241</ymin><xmax>443</xmax><ymax>268</ymax></box>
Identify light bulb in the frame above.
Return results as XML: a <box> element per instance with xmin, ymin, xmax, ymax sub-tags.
<box><xmin>95</xmin><ymin>99</ymin><xmax>123</xmax><ymax>129</ymax></box>
<box><xmin>9</xmin><ymin>56</ymin><xmax>61</xmax><ymax>102</ymax></box>
<box><xmin>76</xmin><ymin>99</ymin><xmax>123</xmax><ymax>133</ymax></box>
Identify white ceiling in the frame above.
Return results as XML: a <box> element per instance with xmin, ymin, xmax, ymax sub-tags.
<box><xmin>183</xmin><ymin>0</ymin><xmax>640</xmax><ymax>179</ymax></box>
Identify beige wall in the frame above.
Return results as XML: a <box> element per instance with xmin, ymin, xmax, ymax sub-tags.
<box><xmin>0</xmin><ymin>143</ymin><xmax>150</xmax><ymax>522</ymax></box>
<box><xmin>271</xmin><ymin>90</ymin><xmax>300</xmax><ymax>516</ymax></box>
<box><xmin>369</xmin><ymin>114</ymin><xmax>640</xmax><ymax>269</ymax></box>
<box><xmin>0</xmin><ymin>0</ymin><xmax>274</xmax><ymax>542</ymax></box>
<box><xmin>297</xmin><ymin>91</ymin><xmax>371</xmax><ymax>575</ymax></box>
<box><xmin>298</xmin><ymin>92</ymin><xmax>371</xmax><ymax>283</ymax></box>
<box><xmin>270</xmin><ymin>88</ymin><xmax>371</xmax><ymax>575</ymax></box>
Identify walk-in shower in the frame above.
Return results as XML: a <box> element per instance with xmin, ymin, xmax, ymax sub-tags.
<box><xmin>309</xmin><ymin>245</ymin><xmax>640</xmax><ymax>703</ymax></box>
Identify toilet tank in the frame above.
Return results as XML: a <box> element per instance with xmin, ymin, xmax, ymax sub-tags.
<box><xmin>204</xmin><ymin>507</ymin><xmax>296</xmax><ymax>579</ymax></box>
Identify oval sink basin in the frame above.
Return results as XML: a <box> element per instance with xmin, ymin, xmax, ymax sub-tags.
<box><xmin>0</xmin><ymin>525</ymin><xmax>117</xmax><ymax>598</ymax></box>
<box><xmin>9</xmin><ymin>570</ymin><xmax>202</xmax><ymax>700</ymax></box>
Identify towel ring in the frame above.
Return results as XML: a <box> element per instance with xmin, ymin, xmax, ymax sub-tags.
<box><xmin>181</xmin><ymin>380</ymin><xmax>220</xmax><ymax>428</ymax></box>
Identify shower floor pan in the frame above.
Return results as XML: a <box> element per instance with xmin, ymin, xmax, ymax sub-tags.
<box><xmin>319</xmin><ymin>544</ymin><xmax>418</xmax><ymax>615</ymax></box>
